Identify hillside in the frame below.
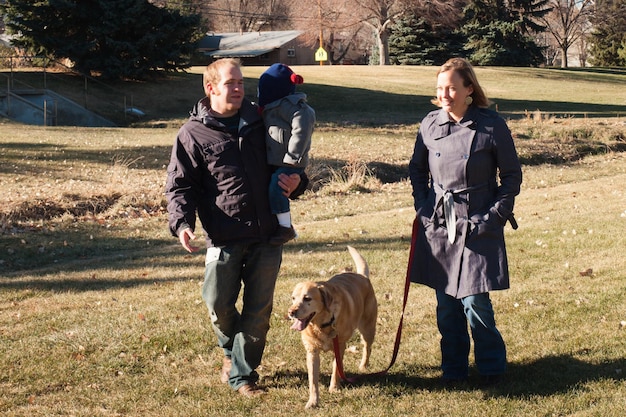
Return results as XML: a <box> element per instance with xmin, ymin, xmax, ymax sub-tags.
<box><xmin>2</xmin><ymin>65</ymin><xmax>625</xmax><ymax>127</ymax></box>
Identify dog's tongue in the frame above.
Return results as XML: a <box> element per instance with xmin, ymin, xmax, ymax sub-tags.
<box><xmin>290</xmin><ymin>319</ymin><xmax>307</xmax><ymax>331</ymax></box>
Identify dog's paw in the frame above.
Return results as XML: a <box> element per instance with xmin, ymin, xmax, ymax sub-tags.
<box><xmin>305</xmin><ymin>399</ymin><xmax>319</xmax><ymax>409</ymax></box>
<box><xmin>328</xmin><ymin>384</ymin><xmax>341</xmax><ymax>393</ymax></box>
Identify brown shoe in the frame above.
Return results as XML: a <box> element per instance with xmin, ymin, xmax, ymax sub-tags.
<box><xmin>237</xmin><ymin>383</ymin><xmax>266</xmax><ymax>397</ymax></box>
<box><xmin>269</xmin><ymin>226</ymin><xmax>297</xmax><ymax>245</ymax></box>
<box><xmin>220</xmin><ymin>357</ymin><xmax>231</xmax><ymax>384</ymax></box>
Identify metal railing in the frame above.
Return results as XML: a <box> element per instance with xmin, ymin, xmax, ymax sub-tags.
<box><xmin>1</xmin><ymin>55</ymin><xmax>139</xmax><ymax>126</ymax></box>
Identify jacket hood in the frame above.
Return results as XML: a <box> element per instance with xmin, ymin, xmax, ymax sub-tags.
<box><xmin>189</xmin><ymin>97</ymin><xmax>211</xmax><ymax>122</ymax></box>
<box><xmin>188</xmin><ymin>96</ymin><xmax>262</xmax><ymax>128</ymax></box>
<box><xmin>261</xmin><ymin>92</ymin><xmax>308</xmax><ymax>111</ymax></box>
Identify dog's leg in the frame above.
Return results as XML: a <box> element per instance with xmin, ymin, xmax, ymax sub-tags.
<box><xmin>359</xmin><ymin>297</ymin><xmax>377</xmax><ymax>371</ymax></box>
<box><xmin>359</xmin><ymin>333</ymin><xmax>373</xmax><ymax>371</ymax></box>
<box><xmin>305</xmin><ymin>349</ymin><xmax>320</xmax><ymax>409</ymax></box>
<box><xmin>329</xmin><ymin>341</ymin><xmax>345</xmax><ymax>393</ymax></box>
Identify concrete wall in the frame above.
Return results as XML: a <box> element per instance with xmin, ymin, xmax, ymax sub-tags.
<box><xmin>0</xmin><ymin>89</ymin><xmax>116</xmax><ymax>127</ymax></box>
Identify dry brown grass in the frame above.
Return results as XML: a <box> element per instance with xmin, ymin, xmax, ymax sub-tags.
<box><xmin>1</xmin><ymin>66</ymin><xmax>625</xmax><ymax>416</ymax></box>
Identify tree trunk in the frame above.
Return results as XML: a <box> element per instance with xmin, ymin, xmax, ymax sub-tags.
<box><xmin>561</xmin><ymin>47</ymin><xmax>568</xmax><ymax>68</ymax></box>
<box><xmin>378</xmin><ymin>29</ymin><xmax>390</xmax><ymax>65</ymax></box>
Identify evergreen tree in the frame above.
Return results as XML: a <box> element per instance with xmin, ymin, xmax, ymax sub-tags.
<box><xmin>461</xmin><ymin>0</ymin><xmax>550</xmax><ymax>66</ymax></box>
<box><xmin>588</xmin><ymin>0</ymin><xmax>626</xmax><ymax>66</ymax></box>
<box><xmin>389</xmin><ymin>14</ymin><xmax>465</xmax><ymax>65</ymax></box>
<box><xmin>0</xmin><ymin>0</ymin><xmax>203</xmax><ymax>79</ymax></box>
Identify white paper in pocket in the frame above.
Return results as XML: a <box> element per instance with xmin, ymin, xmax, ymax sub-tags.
<box><xmin>205</xmin><ymin>247</ymin><xmax>222</xmax><ymax>265</ymax></box>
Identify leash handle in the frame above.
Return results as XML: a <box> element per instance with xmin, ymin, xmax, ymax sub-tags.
<box><xmin>334</xmin><ymin>217</ymin><xmax>419</xmax><ymax>382</ymax></box>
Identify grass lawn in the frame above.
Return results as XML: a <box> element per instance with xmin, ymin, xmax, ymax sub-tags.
<box><xmin>1</xmin><ymin>65</ymin><xmax>625</xmax><ymax>416</ymax></box>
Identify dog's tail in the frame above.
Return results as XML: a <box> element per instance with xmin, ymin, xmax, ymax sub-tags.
<box><xmin>346</xmin><ymin>245</ymin><xmax>369</xmax><ymax>278</ymax></box>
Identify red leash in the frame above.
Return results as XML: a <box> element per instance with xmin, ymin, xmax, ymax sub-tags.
<box><xmin>333</xmin><ymin>217</ymin><xmax>418</xmax><ymax>383</ymax></box>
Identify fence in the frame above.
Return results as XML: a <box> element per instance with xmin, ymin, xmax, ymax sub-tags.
<box><xmin>0</xmin><ymin>55</ymin><xmax>138</xmax><ymax>126</ymax></box>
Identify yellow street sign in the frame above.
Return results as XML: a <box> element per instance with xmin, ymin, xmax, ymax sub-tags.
<box><xmin>315</xmin><ymin>47</ymin><xmax>328</xmax><ymax>62</ymax></box>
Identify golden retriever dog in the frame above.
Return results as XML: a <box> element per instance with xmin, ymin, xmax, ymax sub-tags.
<box><xmin>288</xmin><ymin>246</ymin><xmax>377</xmax><ymax>409</ymax></box>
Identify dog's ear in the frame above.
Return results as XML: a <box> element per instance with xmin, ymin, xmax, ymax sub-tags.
<box><xmin>317</xmin><ymin>284</ymin><xmax>334</xmax><ymax>311</ymax></box>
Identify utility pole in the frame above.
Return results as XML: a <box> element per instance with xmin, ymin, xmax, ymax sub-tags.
<box><xmin>318</xmin><ymin>0</ymin><xmax>324</xmax><ymax>65</ymax></box>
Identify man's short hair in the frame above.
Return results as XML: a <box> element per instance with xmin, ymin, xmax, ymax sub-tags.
<box><xmin>203</xmin><ymin>58</ymin><xmax>242</xmax><ymax>89</ymax></box>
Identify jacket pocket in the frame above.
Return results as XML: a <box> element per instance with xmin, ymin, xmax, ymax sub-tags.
<box><xmin>267</xmin><ymin>125</ymin><xmax>286</xmax><ymax>146</ymax></box>
<box><xmin>215</xmin><ymin>194</ymin><xmax>250</xmax><ymax>217</ymax></box>
<box><xmin>468</xmin><ymin>207</ymin><xmax>504</xmax><ymax>238</ymax></box>
<box><xmin>208</xmin><ymin>194</ymin><xmax>256</xmax><ymax>239</ymax></box>
<box><xmin>266</xmin><ymin>126</ymin><xmax>288</xmax><ymax>165</ymax></box>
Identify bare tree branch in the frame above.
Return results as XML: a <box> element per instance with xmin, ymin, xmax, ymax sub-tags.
<box><xmin>540</xmin><ymin>0</ymin><xmax>594</xmax><ymax>67</ymax></box>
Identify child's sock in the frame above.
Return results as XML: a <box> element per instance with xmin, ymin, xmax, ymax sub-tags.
<box><xmin>276</xmin><ymin>212</ymin><xmax>292</xmax><ymax>228</ymax></box>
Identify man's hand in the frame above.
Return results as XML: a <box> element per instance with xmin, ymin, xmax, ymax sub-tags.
<box><xmin>179</xmin><ymin>228</ymin><xmax>200</xmax><ymax>253</ymax></box>
<box><xmin>278</xmin><ymin>172</ymin><xmax>301</xmax><ymax>197</ymax></box>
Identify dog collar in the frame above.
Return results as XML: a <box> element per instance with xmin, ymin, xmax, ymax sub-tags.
<box><xmin>321</xmin><ymin>315</ymin><xmax>335</xmax><ymax>329</ymax></box>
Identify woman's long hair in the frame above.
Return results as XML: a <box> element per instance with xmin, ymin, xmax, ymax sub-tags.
<box><xmin>431</xmin><ymin>58</ymin><xmax>491</xmax><ymax>108</ymax></box>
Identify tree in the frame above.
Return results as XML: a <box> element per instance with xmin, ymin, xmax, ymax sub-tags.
<box><xmin>389</xmin><ymin>13</ymin><xmax>465</xmax><ymax>65</ymax></box>
<box><xmin>302</xmin><ymin>0</ymin><xmax>462</xmax><ymax>66</ymax></box>
<box><xmin>204</xmin><ymin>0</ymin><xmax>291</xmax><ymax>32</ymax></box>
<box><xmin>540</xmin><ymin>0</ymin><xmax>594</xmax><ymax>67</ymax></box>
<box><xmin>0</xmin><ymin>0</ymin><xmax>203</xmax><ymax>79</ymax></box>
<box><xmin>461</xmin><ymin>0</ymin><xmax>551</xmax><ymax>66</ymax></box>
<box><xmin>588</xmin><ymin>0</ymin><xmax>626</xmax><ymax>66</ymax></box>
<box><xmin>295</xmin><ymin>0</ymin><xmax>430</xmax><ymax>66</ymax></box>
<box><xmin>287</xmin><ymin>0</ymin><xmax>372</xmax><ymax>65</ymax></box>
<box><xmin>351</xmin><ymin>0</ymin><xmax>407</xmax><ymax>65</ymax></box>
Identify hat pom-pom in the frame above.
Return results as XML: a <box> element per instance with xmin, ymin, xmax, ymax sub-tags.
<box><xmin>291</xmin><ymin>73</ymin><xmax>304</xmax><ymax>85</ymax></box>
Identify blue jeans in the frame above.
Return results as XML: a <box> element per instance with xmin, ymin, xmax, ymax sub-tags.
<box><xmin>269</xmin><ymin>166</ymin><xmax>304</xmax><ymax>214</ymax></box>
<box><xmin>202</xmin><ymin>242</ymin><xmax>282</xmax><ymax>390</ymax></box>
<box><xmin>436</xmin><ymin>291</ymin><xmax>506</xmax><ymax>379</ymax></box>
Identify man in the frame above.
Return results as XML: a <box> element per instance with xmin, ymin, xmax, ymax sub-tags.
<box><xmin>165</xmin><ymin>58</ymin><xmax>306</xmax><ymax>397</ymax></box>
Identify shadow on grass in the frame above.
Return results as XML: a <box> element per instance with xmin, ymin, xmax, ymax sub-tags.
<box><xmin>0</xmin><ymin>232</ymin><xmax>405</xmax><ymax>280</ymax></box>
<box><xmin>0</xmin><ymin>232</ymin><xmax>405</xmax><ymax>291</ymax></box>
<box><xmin>1</xmin><ymin>142</ymin><xmax>172</xmax><ymax>175</ymax></box>
<box><xmin>0</xmin><ymin>235</ymin><xmax>204</xmax><ymax>288</ymax></box>
<box><xmin>270</xmin><ymin>355</ymin><xmax>625</xmax><ymax>399</ymax></box>
<box><xmin>0</xmin><ymin>270</ymin><xmax>194</xmax><ymax>293</ymax></box>
<box><xmin>0</xmin><ymin>234</ymin><xmax>408</xmax><ymax>291</ymax></box>
<box><xmin>302</xmin><ymin>84</ymin><xmax>626</xmax><ymax>126</ymax></box>
<box><xmin>383</xmin><ymin>356</ymin><xmax>625</xmax><ymax>397</ymax></box>
<box><xmin>3</xmin><ymin>69</ymin><xmax>625</xmax><ymax>127</ymax></box>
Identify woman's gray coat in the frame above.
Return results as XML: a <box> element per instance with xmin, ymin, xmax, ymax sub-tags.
<box><xmin>408</xmin><ymin>106</ymin><xmax>522</xmax><ymax>299</ymax></box>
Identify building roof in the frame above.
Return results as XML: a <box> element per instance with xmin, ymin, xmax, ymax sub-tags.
<box><xmin>198</xmin><ymin>30</ymin><xmax>303</xmax><ymax>58</ymax></box>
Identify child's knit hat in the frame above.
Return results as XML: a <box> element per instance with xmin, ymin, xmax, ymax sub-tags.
<box><xmin>257</xmin><ymin>63</ymin><xmax>304</xmax><ymax>107</ymax></box>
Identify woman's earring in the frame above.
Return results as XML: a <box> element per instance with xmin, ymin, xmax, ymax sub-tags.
<box><xmin>465</xmin><ymin>96</ymin><xmax>473</xmax><ymax>105</ymax></box>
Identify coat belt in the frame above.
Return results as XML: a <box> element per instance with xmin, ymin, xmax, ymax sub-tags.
<box><xmin>435</xmin><ymin>182</ymin><xmax>491</xmax><ymax>244</ymax></box>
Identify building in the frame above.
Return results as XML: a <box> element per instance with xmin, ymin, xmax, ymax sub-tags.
<box><xmin>195</xmin><ymin>30</ymin><xmax>316</xmax><ymax>66</ymax></box>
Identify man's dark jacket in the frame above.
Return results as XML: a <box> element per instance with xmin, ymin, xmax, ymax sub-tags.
<box><xmin>165</xmin><ymin>97</ymin><xmax>306</xmax><ymax>247</ymax></box>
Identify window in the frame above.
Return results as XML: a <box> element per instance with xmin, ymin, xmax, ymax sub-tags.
<box><xmin>287</xmin><ymin>48</ymin><xmax>296</xmax><ymax>57</ymax></box>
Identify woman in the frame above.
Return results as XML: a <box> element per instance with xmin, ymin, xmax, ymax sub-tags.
<box><xmin>408</xmin><ymin>58</ymin><xmax>522</xmax><ymax>386</ymax></box>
